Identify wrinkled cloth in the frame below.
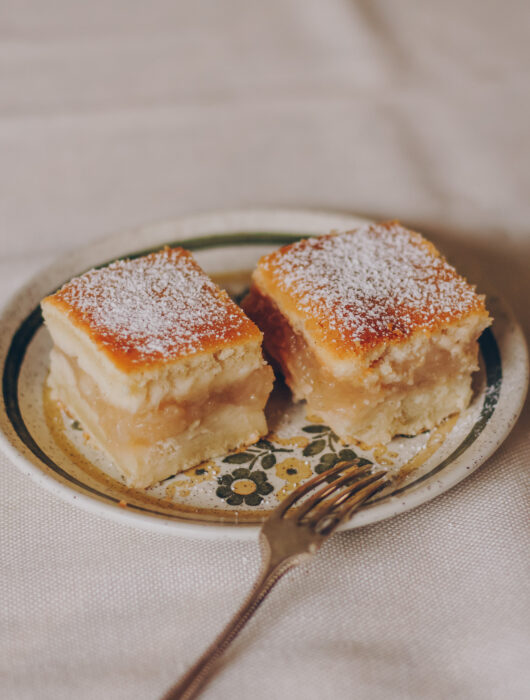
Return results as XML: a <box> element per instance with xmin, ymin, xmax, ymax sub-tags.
<box><xmin>1</xmin><ymin>2</ymin><xmax>529</xmax><ymax>699</ymax></box>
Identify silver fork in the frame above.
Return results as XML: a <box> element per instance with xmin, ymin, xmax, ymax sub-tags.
<box><xmin>161</xmin><ymin>460</ymin><xmax>389</xmax><ymax>700</ymax></box>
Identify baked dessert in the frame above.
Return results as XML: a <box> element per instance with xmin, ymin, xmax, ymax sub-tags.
<box><xmin>243</xmin><ymin>221</ymin><xmax>491</xmax><ymax>445</ymax></box>
<box><xmin>41</xmin><ymin>247</ymin><xmax>274</xmax><ymax>488</ymax></box>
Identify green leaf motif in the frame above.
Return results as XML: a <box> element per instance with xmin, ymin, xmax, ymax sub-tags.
<box><xmin>227</xmin><ymin>493</ymin><xmax>244</xmax><ymax>506</ymax></box>
<box><xmin>314</xmin><ymin>463</ymin><xmax>329</xmax><ymax>474</ymax></box>
<box><xmin>244</xmin><ymin>493</ymin><xmax>262</xmax><ymax>506</ymax></box>
<box><xmin>320</xmin><ymin>453</ymin><xmax>338</xmax><ymax>466</ymax></box>
<box><xmin>257</xmin><ymin>482</ymin><xmax>274</xmax><ymax>496</ymax></box>
<box><xmin>261</xmin><ymin>454</ymin><xmax>276</xmax><ymax>469</ymax></box>
<box><xmin>232</xmin><ymin>467</ymin><xmax>251</xmax><ymax>479</ymax></box>
<box><xmin>303</xmin><ymin>439</ymin><xmax>326</xmax><ymax>456</ymax></box>
<box><xmin>251</xmin><ymin>471</ymin><xmax>267</xmax><ymax>483</ymax></box>
<box><xmin>356</xmin><ymin>457</ymin><xmax>373</xmax><ymax>467</ymax></box>
<box><xmin>222</xmin><ymin>452</ymin><xmax>253</xmax><ymax>464</ymax></box>
<box><xmin>302</xmin><ymin>425</ymin><xmax>327</xmax><ymax>433</ymax></box>
<box><xmin>255</xmin><ymin>438</ymin><xmax>274</xmax><ymax>450</ymax></box>
<box><xmin>338</xmin><ymin>449</ymin><xmax>357</xmax><ymax>461</ymax></box>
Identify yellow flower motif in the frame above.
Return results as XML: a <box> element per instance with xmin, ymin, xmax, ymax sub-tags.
<box><xmin>231</xmin><ymin>478</ymin><xmax>257</xmax><ymax>496</ymax></box>
<box><xmin>165</xmin><ymin>461</ymin><xmax>219</xmax><ymax>499</ymax></box>
<box><xmin>275</xmin><ymin>457</ymin><xmax>312</xmax><ymax>501</ymax></box>
<box><xmin>268</xmin><ymin>433</ymin><xmax>310</xmax><ymax>449</ymax></box>
<box><xmin>350</xmin><ymin>439</ymin><xmax>397</xmax><ymax>466</ymax></box>
<box><xmin>306</xmin><ymin>413</ymin><xmax>325</xmax><ymax>424</ymax></box>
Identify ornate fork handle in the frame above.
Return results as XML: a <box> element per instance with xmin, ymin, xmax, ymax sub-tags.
<box><xmin>161</xmin><ymin>544</ymin><xmax>307</xmax><ymax>700</ymax></box>
<box><xmin>161</xmin><ymin>462</ymin><xmax>388</xmax><ymax>700</ymax></box>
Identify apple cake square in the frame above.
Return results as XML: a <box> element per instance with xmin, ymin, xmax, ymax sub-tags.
<box><xmin>243</xmin><ymin>222</ymin><xmax>491</xmax><ymax>445</ymax></box>
<box><xmin>42</xmin><ymin>247</ymin><xmax>274</xmax><ymax>487</ymax></box>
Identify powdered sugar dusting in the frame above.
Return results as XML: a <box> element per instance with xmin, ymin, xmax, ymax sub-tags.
<box><xmin>54</xmin><ymin>248</ymin><xmax>256</xmax><ymax>365</ymax></box>
<box><xmin>262</xmin><ymin>222</ymin><xmax>486</xmax><ymax>349</ymax></box>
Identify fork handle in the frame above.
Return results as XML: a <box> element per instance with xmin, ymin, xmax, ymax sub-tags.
<box><xmin>160</xmin><ymin>557</ymin><xmax>297</xmax><ymax>700</ymax></box>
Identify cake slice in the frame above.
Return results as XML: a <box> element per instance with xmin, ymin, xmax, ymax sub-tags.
<box><xmin>41</xmin><ymin>247</ymin><xmax>274</xmax><ymax>488</ymax></box>
<box><xmin>243</xmin><ymin>222</ymin><xmax>491</xmax><ymax>445</ymax></box>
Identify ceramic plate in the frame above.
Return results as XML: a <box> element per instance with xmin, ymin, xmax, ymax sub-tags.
<box><xmin>1</xmin><ymin>209</ymin><xmax>528</xmax><ymax>540</ymax></box>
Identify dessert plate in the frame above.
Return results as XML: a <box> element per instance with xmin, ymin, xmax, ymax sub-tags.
<box><xmin>1</xmin><ymin>209</ymin><xmax>528</xmax><ymax>540</ymax></box>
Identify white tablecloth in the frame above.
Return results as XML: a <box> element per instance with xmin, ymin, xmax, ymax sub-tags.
<box><xmin>2</xmin><ymin>2</ymin><xmax>529</xmax><ymax>698</ymax></box>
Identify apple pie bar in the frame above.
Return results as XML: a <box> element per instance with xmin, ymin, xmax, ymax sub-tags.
<box><xmin>243</xmin><ymin>222</ymin><xmax>491</xmax><ymax>445</ymax></box>
<box><xmin>41</xmin><ymin>247</ymin><xmax>274</xmax><ymax>488</ymax></box>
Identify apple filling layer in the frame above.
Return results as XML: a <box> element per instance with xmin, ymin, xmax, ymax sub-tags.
<box><xmin>52</xmin><ymin>348</ymin><xmax>271</xmax><ymax>449</ymax></box>
<box><xmin>48</xmin><ymin>348</ymin><xmax>273</xmax><ymax>485</ymax></box>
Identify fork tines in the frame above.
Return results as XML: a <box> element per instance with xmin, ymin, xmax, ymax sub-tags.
<box><xmin>277</xmin><ymin>460</ymin><xmax>389</xmax><ymax>535</ymax></box>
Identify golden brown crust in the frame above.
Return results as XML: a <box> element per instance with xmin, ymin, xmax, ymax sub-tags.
<box><xmin>249</xmin><ymin>221</ymin><xmax>490</xmax><ymax>360</ymax></box>
<box><xmin>42</xmin><ymin>247</ymin><xmax>261</xmax><ymax>372</ymax></box>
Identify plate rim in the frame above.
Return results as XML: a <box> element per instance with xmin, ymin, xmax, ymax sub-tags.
<box><xmin>1</xmin><ymin>208</ymin><xmax>528</xmax><ymax>540</ymax></box>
